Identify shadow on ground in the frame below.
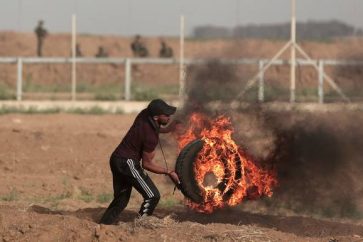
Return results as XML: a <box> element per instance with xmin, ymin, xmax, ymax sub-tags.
<box><xmin>30</xmin><ymin>205</ymin><xmax>363</xmax><ymax>238</ymax></box>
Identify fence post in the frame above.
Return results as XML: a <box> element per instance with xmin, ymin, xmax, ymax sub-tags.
<box><xmin>71</xmin><ymin>14</ymin><xmax>77</xmax><ymax>101</ymax></box>
<box><xmin>124</xmin><ymin>58</ymin><xmax>131</xmax><ymax>101</ymax></box>
<box><xmin>16</xmin><ymin>58</ymin><xmax>23</xmax><ymax>101</ymax></box>
<box><xmin>318</xmin><ymin>60</ymin><xmax>324</xmax><ymax>104</ymax></box>
<box><xmin>258</xmin><ymin>60</ymin><xmax>265</xmax><ymax>102</ymax></box>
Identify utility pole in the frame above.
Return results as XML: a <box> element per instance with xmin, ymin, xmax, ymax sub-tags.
<box><xmin>179</xmin><ymin>15</ymin><xmax>185</xmax><ymax>106</ymax></box>
<box><xmin>290</xmin><ymin>0</ymin><xmax>296</xmax><ymax>103</ymax></box>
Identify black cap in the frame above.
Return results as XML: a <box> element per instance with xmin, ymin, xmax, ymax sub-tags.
<box><xmin>147</xmin><ymin>99</ymin><xmax>176</xmax><ymax>116</ymax></box>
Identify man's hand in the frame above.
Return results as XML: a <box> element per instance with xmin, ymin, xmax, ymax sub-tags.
<box><xmin>167</xmin><ymin>171</ymin><xmax>180</xmax><ymax>186</ymax></box>
<box><xmin>160</xmin><ymin>119</ymin><xmax>184</xmax><ymax>134</ymax></box>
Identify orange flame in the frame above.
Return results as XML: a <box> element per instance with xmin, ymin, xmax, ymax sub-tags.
<box><xmin>177</xmin><ymin>113</ymin><xmax>277</xmax><ymax>213</ymax></box>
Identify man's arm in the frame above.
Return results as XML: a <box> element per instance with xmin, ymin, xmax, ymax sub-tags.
<box><xmin>142</xmin><ymin>150</ymin><xmax>180</xmax><ymax>184</ymax></box>
<box><xmin>142</xmin><ymin>150</ymin><xmax>170</xmax><ymax>174</ymax></box>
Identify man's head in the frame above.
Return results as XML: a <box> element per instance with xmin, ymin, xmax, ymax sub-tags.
<box><xmin>147</xmin><ymin>99</ymin><xmax>176</xmax><ymax>125</ymax></box>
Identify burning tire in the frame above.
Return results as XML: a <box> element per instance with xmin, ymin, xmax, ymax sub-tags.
<box><xmin>175</xmin><ymin>138</ymin><xmax>243</xmax><ymax>204</ymax></box>
<box><xmin>175</xmin><ymin>139</ymin><xmax>204</xmax><ymax>203</ymax></box>
<box><xmin>174</xmin><ymin>113</ymin><xmax>276</xmax><ymax>213</ymax></box>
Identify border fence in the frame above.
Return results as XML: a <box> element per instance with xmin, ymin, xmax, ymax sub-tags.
<box><xmin>0</xmin><ymin>57</ymin><xmax>362</xmax><ymax>103</ymax></box>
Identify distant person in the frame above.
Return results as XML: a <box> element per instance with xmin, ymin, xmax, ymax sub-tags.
<box><xmin>159</xmin><ymin>40</ymin><xmax>173</xmax><ymax>58</ymax></box>
<box><xmin>76</xmin><ymin>43</ymin><xmax>83</xmax><ymax>57</ymax></box>
<box><xmin>130</xmin><ymin>35</ymin><xmax>149</xmax><ymax>57</ymax></box>
<box><xmin>34</xmin><ymin>20</ymin><xmax>48</xmax><ymax>57</ymax></box>
<box><xmin>95</xmin><ymin>46</ymin><xmax>109</xmax><ymax>58</ymax></box>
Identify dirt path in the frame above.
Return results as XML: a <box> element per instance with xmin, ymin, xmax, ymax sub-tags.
<box><xmin>1</xmin><ymin>113</ymin><xmax>363</xmax><ymax>241</ymax></box>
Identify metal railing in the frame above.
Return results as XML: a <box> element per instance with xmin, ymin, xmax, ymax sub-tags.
<box><xmin>0</xmin><ymin>57</ymin><xmax>362</xmax><ymax>103</ymax></box>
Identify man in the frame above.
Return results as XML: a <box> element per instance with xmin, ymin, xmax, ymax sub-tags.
<box><xmin>75</xmin><ymin>43</ymin><xmax>83</xmax><ymax>57</ymax></box>
<box><xmin>159</xmin><ymin>40</ymin><xmax>173</xmax><ymax>58</ymax></box>
<box><xmin>34</xmin><ymin>20</ymin><xmax>48</xmax><ymax>57</ymax></box>
<box><xmin>99</xmin><ymin>99</ymin><xmax>180</xmax><ymax>225</ymax></box>
<box><xmin>130</xmin><ymin>35</ymin><xmax>149</xmax><ymax>57</ymax></box>
<box><xmin>95</xmin><ymin>46</ymin><xmax>109</xmax><ymax>58</ymax></box>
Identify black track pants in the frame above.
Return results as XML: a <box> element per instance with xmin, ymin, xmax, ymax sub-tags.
<box><xmin>99</xmin><ymin>155</ymin><xmax>160</xmax><ymax>225</ymax></box>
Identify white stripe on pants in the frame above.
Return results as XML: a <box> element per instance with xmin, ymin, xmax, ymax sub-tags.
<box><xmin>126</xmin><ymin>159</ymin><xmax>154</xmax><ymax>198</ymax></box>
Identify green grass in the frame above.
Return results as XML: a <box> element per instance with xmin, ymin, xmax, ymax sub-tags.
<box><xmin>241</xmin><ymin>85</ymin><xmax>290</xmax><ymax>102</ymax></box>
<box><xmin>44</xmin><ymin>192</ymin><xmax>72</xmax><ymax>209</ymax></box>
<box><xmin>94</xmin><ymin>92</ymin><xmax>119</xmax><ymax>101</ymax></box>
<box><xmin>3</xmin><ymin>78</ymin><xmax>363</xmax><ymax>102</ymax></box>
<box><xmin>66</xmin><ymin>106</ymin><xmax>108</xmax><ymax>115</ymax></box>
<box><xmin>158</xmin><ymin>196</ymin><xmax>181</xmax><ymax>208</ymax></box>
<box><xmin>131</xmin><ymin>83</ymin><xmax>179</xmax><ymax>101</ymax></box>
<box><xmin>0</xmin><ymin>189</ymin><xmax>19</xmax><ymax>201</ymax></box>
<box><xmin>97</xmin><ymin>193</ymin><xmax>113</xmax><ymax>203</ymax></box>
<box><xmin>66</xmin><ymin>106</ymin><xmax>124</xmax><ymax>115</ymax></box>
<box><xmin>132</xmin><ymin>87</ymin><xmax>158</xmax><ymax>101</ymax></box>
<box><xmin>15</xmin><ymin>81</ymin><xmax>180</xmax><ymax>101</ymax></box>
<box><xmin>0</xmin><ymin>106</ymin><xmax>124</xmax><ymax>115</ymax></box>
<box><xmin>28</xmin><ymin>191</ymin><xmax>112</xmax><ymax>206</ymax></box>
<box><xmin>24</xmin><ymin>81</ymin><xmax>70</xmax><ymax>93</ymax></box>
<box><xmin>78</xmin><ymin>83</ymin><xmax>122</xmax><ymax>101</ymax></box>
<box><xmin>0</xmin><ymin>106</ymin><xmax>62</xmax><ymax>115</ymax></box>
<box><xmin>29</xmin><ymin>189</ymin><xmax>97</xmax><ymax>208</ymax></box>
<box><xmin>22</xmin><ymin>82</ymin><xmax>123</xmax><ymax>101</ymax></box>
<box><xmin>0</xmin><ymin>83</ymin><xmax>15</xmax><ymax>100</ymax></box>
<box><xmin>240</xmin><ymin>85</ymin><xmax>363</xmax><ymax>103</ymax></box>
<box><xmin>48</xmin><ymin>192</ymin><xmax>72</xmax><ymax>202</ymax></box>
<box><xmin>28</xmin><ymin>189</ymin><xmax>97</xmax><ymax>208</ymax></box>
<box><xmin>78</xmin><ymin>188</ymin><xmax>94</xmax><ymax>203</ymax></box>
<box><xmin>27</xmin><ymin>191</ymin><xmax>72</xmax><ymax>209</ymax></box>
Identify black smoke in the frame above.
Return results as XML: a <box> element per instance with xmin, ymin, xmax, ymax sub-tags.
<box><xmin>180</xmin><ymin>60</ymin><xmax>363</xmax><ymax>219</ymax></box>
<box><xmin>256</xmin><ymin>110</ymin><xmax>363</xmax><ymax>218</ymax></box>
<box><xmin>181</xmin><ymin>60</ymin><xmax>241</xmax><ymax>116</ymax></box>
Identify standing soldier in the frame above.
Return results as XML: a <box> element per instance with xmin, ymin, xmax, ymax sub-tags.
<box><xmin>95</xmin><ymin>46</ymin><xmax>109</xmax><ymax>58</ymax></box>
<box><xmin>34</xmin><ymin>20</ymin><xmax>48</xmax><ymax>57</ymax></box>
<box><xmin>130</xmin><ymin>35</ymin><xmax>149</xmax><ymax>57</ymax></box>
<box><xmin>159</xmin><ymin>40</ymin><xmax>173</xmax><ymax>58</ymax></box>
<box><xmin>76</xmin><ymin>43</ymin><xmax>83</xmax><ymax>57</ymax></box>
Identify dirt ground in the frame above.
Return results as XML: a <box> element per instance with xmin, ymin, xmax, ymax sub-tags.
<box><xmin>1</xmin><ymin>113</ymin><xmax>363</xmax><ymax>241</ymax></box>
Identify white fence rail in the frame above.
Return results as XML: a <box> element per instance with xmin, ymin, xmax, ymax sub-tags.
<box><xmin>0</xmin><ymin>57</ymin><xmax>362</xmax><ymax>103</ymax></box>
